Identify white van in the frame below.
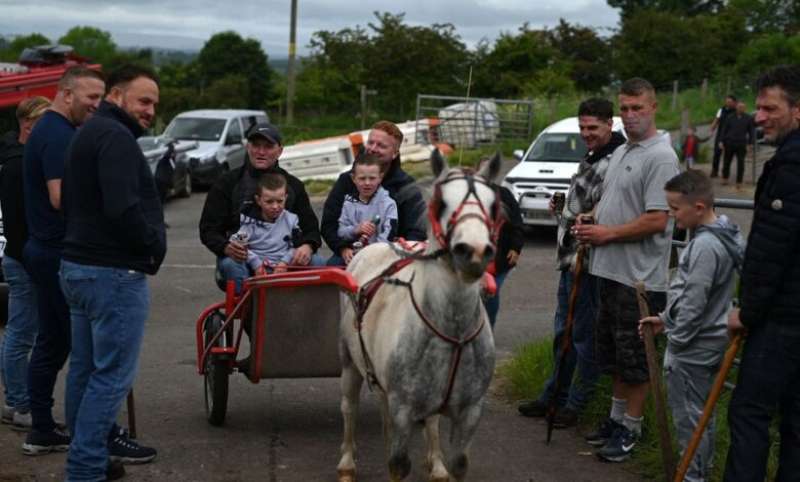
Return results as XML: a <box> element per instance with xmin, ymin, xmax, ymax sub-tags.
<box><xmin>502</xmin><ymin>116</ymin><xmax>624</xmax><ymax>226</ymax></box>
<box><xmin>162</xmin><ymin>109</ymin><xmax>269</xmax><ymax>187</ymax></box>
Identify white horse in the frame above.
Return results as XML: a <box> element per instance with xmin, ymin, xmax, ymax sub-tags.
<box><xmin>337</xmin><ymin>150</ymin><xmax>501</xmax><ymax>482</ymax></box>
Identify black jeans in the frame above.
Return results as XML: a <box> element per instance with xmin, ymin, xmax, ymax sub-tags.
<box><xmin>724</xmin><ymin>321</ymin><xmax>800</xmax><ymax>481</ymax></box>
<box><xmin>22</xmin><ymin>238</ymin><xmax>71</xmax><ymax>433</ymax></box>
<box><xmin>722</xmin><ymin>143</ymin><xmax>747</xmax><ymax>184</ymax></box>
<box><xmin>712</xmin><ymin>138</ymin><xmax>723</xmax><ymax>176</ymax></box>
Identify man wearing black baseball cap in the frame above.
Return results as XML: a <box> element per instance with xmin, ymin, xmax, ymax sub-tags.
<box><xmin>199</xmin><ymin>121</ymin><xmax>322</xmax><ymax>292</ymax></box>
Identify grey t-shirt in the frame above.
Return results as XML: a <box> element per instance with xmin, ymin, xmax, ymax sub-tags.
<box><xmin>589</xmin><ymin>133</ymin><xmax>680</xmax><ymax>291</ymax></box>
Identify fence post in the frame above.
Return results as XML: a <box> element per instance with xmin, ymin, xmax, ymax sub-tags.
<box><xmin>701</xmin><ymin>78</ymin><xmax>708</xmax><ymax>103</ymax></box>
<box><xmin>671</xmin><ymin>80</ymin><xmax>679</xmax><ymax>112</ymax></box>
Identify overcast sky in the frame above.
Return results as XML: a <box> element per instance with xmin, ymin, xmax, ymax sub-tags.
<box><xmin>0</xmin><ymin>0</ymin><xmax>620</xmax><ymax>56</ymax></box>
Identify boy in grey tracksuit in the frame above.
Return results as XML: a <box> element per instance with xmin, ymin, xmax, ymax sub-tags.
<box><xmin>640</xmin><ymin>170</ymin><xmax>744</xmax><ymax>482</ymax></box>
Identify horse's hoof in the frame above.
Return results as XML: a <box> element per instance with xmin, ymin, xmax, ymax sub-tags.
<box><xmin>337</xmin><ymin>468</ymin><xmax>356</xmax><ymax>482</ymax></box>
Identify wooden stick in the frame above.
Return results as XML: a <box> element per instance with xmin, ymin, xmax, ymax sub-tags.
<box><xmin>635</xmin><ymin>281</ymin><xmax>675</xmax><ymax>481</ymax></box>
<box><xmin>127</xmin><ymin>389</ymin><xmax>137</xmax><ymax>439</ymax></box>
<box><xmin>546</xmin><ymin>245</ymin><xmax>585</xmax><ymax>444</ymax></box>
<box><xmin>673</xmin><ymin>333</ymin><xmax>743</xmax><ymax>482</ymax></box>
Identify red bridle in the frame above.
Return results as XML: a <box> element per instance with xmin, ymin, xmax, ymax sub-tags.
<box><xmin>427</xmin><ymin>168</ymin><xmax>504</xmax><ymax>253</ymax></box>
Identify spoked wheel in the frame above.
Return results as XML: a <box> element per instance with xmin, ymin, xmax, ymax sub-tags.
<box><xmin>203</xmin><ymin>311</ymin><xmax>230</xmax><ymax>426</ymax></box>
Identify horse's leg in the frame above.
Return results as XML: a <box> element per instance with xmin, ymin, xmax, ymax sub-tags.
<box><xmin>337</xmin><ymin>346</ymin><xmax>364</xmax><ymax>482</ymax></box>
<box><xmin>423</xmin><ymin>415</ymin><xmax>449</xmax><ymax>482</ymax></box>
<box><xmin>448</xmin><ymin>403</ymin><xmax>484</xmax><ymax>482</ymax></box>
<box><xmin>387</xmin><ymin>403</ymin><xmax>413</xmax><ymax>482</ymax></box>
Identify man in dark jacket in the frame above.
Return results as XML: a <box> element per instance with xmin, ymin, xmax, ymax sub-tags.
<box><xmin>321</xmin><ymin>120</ymin><xmax>426</xmax><ymax>259</ymax></box>
<box><xmin>60</xmin><ymin>65</ymin><xmax>165</xmax><ymax>480</ymax></box>
<box><xmin>720</xmin><ymin>101</ymin><xmax>756</xmax><ymax>188</ymax></box>
<box><xmin>725</xmin><ymin>65</ymin><xmax>800</xmax><ymax>482</ymax></box>
<box><xmin>199</xmin><ymin>122</ymin><xmax>322</xmax><ymax>292</ymax></box>
<box><xmin>0</xmin><ymin>96</ymin><xmax>50</xmax><ymax>431</ymax></box>
<box><xmin>710</xmin><ymin>94</ymin><xmax>737</xmax><ymax>178</ymax></box>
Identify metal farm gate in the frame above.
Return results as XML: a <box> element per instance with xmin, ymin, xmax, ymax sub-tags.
<box><xmin>414</xmin><ymin>94</ymin><xmax>534</xmax><ymax>148</ymax></box>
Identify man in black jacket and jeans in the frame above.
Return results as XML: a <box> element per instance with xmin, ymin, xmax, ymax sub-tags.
<box><xmin>725</xmin><ymin>65</ymin><xmax>800</xmax><ymax>482</ymax></box>
<box><xmin>60</xmin><ymin>65</ymin><xmax>165</xmax><ymax>480</ymax></box>
<box><xmin>321</xmin><ymin>120</ymin><xmax>426</xmax><ymax>263</ymax></box>
<box><xmin>199</xmin><ymin>122</ymin><xmax>322</xmax><ymax>293</ymax></box>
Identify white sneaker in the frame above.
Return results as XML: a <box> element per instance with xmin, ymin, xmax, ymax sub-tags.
<box><xmin>1</xmin><ymin>404</ymin><xmax>14</xmax><ymax>424</ymax></box>
<box><xmin>11</xmin><ymin>410</ymin><xmax>32</xmax><ymax>432</ymax></box>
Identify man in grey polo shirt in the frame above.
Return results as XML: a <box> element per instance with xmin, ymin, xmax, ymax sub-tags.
<box><xmin>573</xmin><ymin>77</ymin><xmax>679</xmax><ymax>462</ymax></box>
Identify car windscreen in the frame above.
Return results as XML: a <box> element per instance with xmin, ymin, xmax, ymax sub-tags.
<box><xmin>164</xmin><ymin>118</ymin><xmax>226</xmax><ymax>141</ymax></box>
<box><xmin>524</xmin><ymin>133</ymin><xmax>587</xmax><ymax>162</ymax></box>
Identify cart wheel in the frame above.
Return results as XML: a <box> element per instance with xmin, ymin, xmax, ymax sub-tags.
<box><xmin>203</xmin><ymin>311</ymin><xmax>229</xmax><ymax>426</ymax></box>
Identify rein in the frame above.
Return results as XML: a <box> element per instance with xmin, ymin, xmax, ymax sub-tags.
<box><xmin>353</xmin><ymin>169</ymin><xmax>501</xmax><ymax>414</ymax></box>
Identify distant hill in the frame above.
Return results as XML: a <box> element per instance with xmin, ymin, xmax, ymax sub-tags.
<box><xmin>270</xmin><ymin>56</ymin><xmax>289</xmax><ymax>74</ymax></box>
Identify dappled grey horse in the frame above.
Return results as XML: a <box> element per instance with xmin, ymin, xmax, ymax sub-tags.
<box><xmin>337</xmin><ymin>150</ymin><xmax>501</xmax><ymax>481</ymax></box>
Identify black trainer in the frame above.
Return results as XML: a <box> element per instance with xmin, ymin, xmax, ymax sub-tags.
<box><xmin>106</xmin><ymin>459</ymin><xmax>126</xmax><ymax>480</ymax></box>
<box><xmin>517</xmin><ymin>399</ymin><xmax>548</xmax><ymax>418</ymax></box>
<box><xmin>585</xmin><ymin>417</ymin><xmax>623</xmax><ymax>447</ymax></box>
<box><xmin>22</xmin><ymin>427</ymin><xmax>71</xmax><ymax>455</ymax></box>
<box><xmin>108</xmin><ymin>427</ymin><xmax>157</xmax><ymax>464</ymax></box>
<box><xmin>552</xmin><ymin>407</ymin><xmax>578</xmax><ymax>429</ymax></box>
<box><xmin>596</xmin><ymin>424</ymin><xmax>639</xmax><ymax>462</ymax></box>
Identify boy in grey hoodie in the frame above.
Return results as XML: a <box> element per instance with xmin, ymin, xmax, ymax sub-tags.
<box><xmin>639</xmin><ymin>170</ymin><xmax>744</xmax><ymax>482</ymax></box>
<box><xmin>328</xmin><ymin>153</ymin><xmax>398</xmax><ymax>265</ymax></box>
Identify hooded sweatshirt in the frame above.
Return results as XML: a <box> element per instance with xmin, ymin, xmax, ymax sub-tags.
<box><xmin>660</xmin><ymin>215</ymin><xmax>745</xmax><ymax>366</ymax></box>
<box><xmin>234</xmin><ymin>205</ymin><xmax>299</xmax><ymax>271</ymax></box>
<box><xmin>336</xmin><ymin>186</ymin><xmax>398</xmax><ymax>244</ymax></box>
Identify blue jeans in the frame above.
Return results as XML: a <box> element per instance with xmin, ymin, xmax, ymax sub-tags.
<box><xmin>538</xmin><ymin>270</ymin><xmax>600</xmax><ymax>411</ymax></box>
<box><xmin>482</xmin><ymin>270</ymin><xmax>508</xmax><ymax>328</ymax></box>
<box><xmin>217</xmin><ymin>254</ymin><xmax>326</xmax><ymax>293</ymax></box>
<box><xmin>23</xmin><ymin>238</ymin><xmax>71</xmax><ymax>433</ymax></box>
<box><xmin>0</xmin><ymin>255</ymin><xmax>38</xmax><ymax>410</ymax></box>
<box><xmin>724</xmin><ymin>321</ymin><xmax>800</xmax><ymax>482</ymax></box>
<box><xmin>59</xmin><ymin>261</ymin><xmax>149</xmax><ymax>482</ymax></box>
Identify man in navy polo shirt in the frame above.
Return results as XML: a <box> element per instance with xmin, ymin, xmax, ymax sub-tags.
<box><xmin>22</xmin><ymin>66</ymin><xmax>104</xmax><ymax>455</ymax></box>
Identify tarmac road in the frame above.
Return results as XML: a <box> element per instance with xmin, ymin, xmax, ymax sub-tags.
<box><xmin>0</xmin><ymin>156</ymin><xmax>755</xmax><ymax>482</ymax></box>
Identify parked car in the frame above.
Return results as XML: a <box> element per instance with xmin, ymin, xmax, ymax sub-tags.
<box><xmin>502</xmin><ymin>116</ymin><xmax>624</xmax><ymax>226</ymax></box>
<box><xmin>0</xmin><ymin>205</ymin><xmax>7</xmax><ymax>324</ymax></box>
<box><xmin>138</xmin><ymin>136</ymin><xmax>198</xmax><ymax>199</ymax></box>
<box><xmin>161</xmin><ymin>109</ymin><xmax>269</xmax><ymax>187</ymax></box>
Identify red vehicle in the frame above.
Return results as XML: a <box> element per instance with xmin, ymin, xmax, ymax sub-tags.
<box><xmin>195</xmin><ymin>267</ymin><xmax>359</xmax><ymax>426</ymax></box>
<box><xmin>0</xmin><ymin>45</ymin><xmax>100</xmax><ymax>109</ymax></box>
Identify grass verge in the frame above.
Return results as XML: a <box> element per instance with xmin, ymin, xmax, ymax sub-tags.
<box><xmin>501</xmin><ymin>338</ymin><xmax>779</xmax><ymax>481</ymax></box>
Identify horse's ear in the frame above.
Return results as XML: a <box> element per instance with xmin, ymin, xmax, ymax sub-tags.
<box><xmin>478</xmin><ymin>151</ymin><xmax>502</xmax><ymax>181</ymax></box>
<box><xmin>430</xmin><ymin>148</ymin><xmax>448</xmax><ymax>178</ymax></box>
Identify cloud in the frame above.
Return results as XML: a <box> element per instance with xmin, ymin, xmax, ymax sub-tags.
<box><xmin>0</xmin><ymin>0</ymin><xmax>619</xmax><ymax>54</ymax></box>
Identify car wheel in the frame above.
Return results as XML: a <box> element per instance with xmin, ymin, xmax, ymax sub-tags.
<box><xmin>177</xmin><ymin>169</ymin><xmax>192</xmax><ymax>198</ymax></box>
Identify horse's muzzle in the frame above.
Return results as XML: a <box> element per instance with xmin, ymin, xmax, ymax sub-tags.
<box><xmin>451</xmin><ymin>242</ymin><xmax>494</xmax><ymax>281</ymax></box>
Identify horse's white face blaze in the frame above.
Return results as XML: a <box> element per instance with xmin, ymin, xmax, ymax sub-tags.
<box><xmin>436</xmin><ymin>169</ymin><xmax>497</xmax><ymax>281</ymax></box>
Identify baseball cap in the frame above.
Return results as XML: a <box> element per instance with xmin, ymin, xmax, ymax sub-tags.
<box><xmin>247</xmin><ymin>122</ymin><xmax>282</xmax><ymax>145</ymax></box>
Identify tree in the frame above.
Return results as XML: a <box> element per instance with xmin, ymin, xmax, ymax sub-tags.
<box><xmin>0</xmin><ymin>33</ymin><xmax>51</xmax><ymax>62</ymax></box>
<box><xmin>607</xmin><ymin>0</ymin><xmax>723</xmax><ymax>19</ymax></box>
<box><xmin>736</xmin><ymin>34</ymin><xmax>800</xmax><ymax>78</ymax></box>
<box><xmin>202</xmin><ymin>75</ymin><xmax>250</xmax><ymax>109</ymax></box>
<box><xmin>727</xmin><ymin>0</ymin><xmax>800</xmax><ymax>34</ymax></box>
<box><xmin>58</xmin><ymin>26</ymin><xmax>117</xmax><ymax>65</ymax></box>
<box><xmin>472</xmin><ymin>24</ymin><xmax>562</xmax><ymax>98</ymax></box>
<box><xmin>612</xmin><ymin>9</ymin><xmax>747</xmax><ymax>87</ymax></box>
<box><xmin>197</xmin><ymin>31</ymin><xmax>272</xmax><ymax>110</ymax></box>
<box><xmin>548</xmin><ymin>19</ymin><xmax>611</xmax><ymax>91</ymax></box>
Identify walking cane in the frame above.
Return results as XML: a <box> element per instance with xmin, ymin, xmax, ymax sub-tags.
<box><xmin>635</xmin><ymin>281</ymin><xmax>675</xmax><ymax>481</ymax></box>
<box><xmin>673</xmin><ymin>333</ymin><xmax>743</xmax><ymax>482</ymax></box>
<box><xmin>127</xmin><ymin>389</ymin><xmax>137</xmax><ymax>439</ymax></box>
<box><xmin>546</xmin><ymin>244</ymin><xmax>585</xmax><ymax>444</ymax></box>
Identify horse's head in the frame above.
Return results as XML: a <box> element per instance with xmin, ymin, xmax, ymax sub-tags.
<box><xmin>428</xmin><ymin>149</ymin><xmax>503</xmax><ymax>282</ymax></box>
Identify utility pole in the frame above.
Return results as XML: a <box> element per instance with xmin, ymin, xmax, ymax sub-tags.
<box><xmin>285</xmin><ymin>0</ymin><xmax>298</xmax><ymax>125</ymax></box>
